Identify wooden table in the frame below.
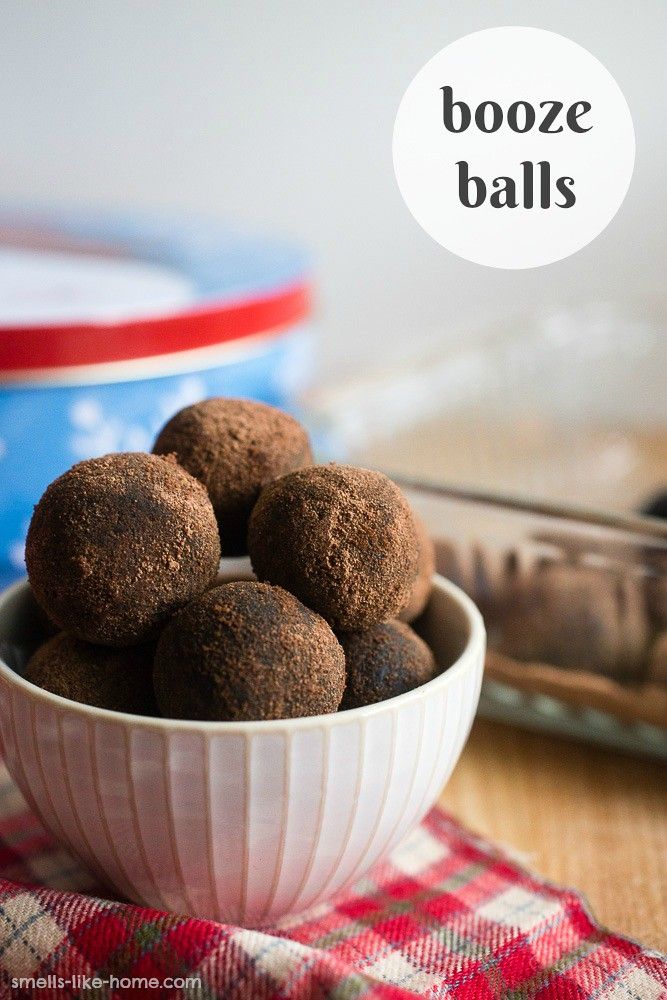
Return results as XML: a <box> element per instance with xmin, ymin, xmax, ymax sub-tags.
<box><xmin>439</xmin><ymin>718</ymin><xmax>667</xmax><ymax>951</ymax></box>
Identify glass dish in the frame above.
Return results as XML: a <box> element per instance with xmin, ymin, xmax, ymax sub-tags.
<box><xmin>400</xmin><ymin>479</ymin><xmax>667</xmax><ymax>758</ymax></box>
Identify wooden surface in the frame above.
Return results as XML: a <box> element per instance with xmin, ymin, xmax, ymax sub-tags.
<box><xmin>439</xmin><ymin>718</ymin><xmax>667</xmax><ymax>951</ymax></box>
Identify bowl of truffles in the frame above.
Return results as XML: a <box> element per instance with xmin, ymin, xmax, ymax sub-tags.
<box><xmin>0</xmin><ymin>399</ymin><xmax>485</xmax><ymax>926</ymax></box>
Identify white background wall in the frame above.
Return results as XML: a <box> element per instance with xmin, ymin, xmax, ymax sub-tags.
<box><xmin>0</xmin><ymin>1</ymin><xmax>665</xmax><ymax>379</ymax></box>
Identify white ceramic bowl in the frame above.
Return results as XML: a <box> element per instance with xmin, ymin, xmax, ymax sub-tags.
<box><xmin>0</xmin><ymin>575</ymin><xmax>485</xmax><ymax>926</ymax></box>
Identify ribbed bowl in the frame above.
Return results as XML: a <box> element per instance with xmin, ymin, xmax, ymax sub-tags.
<box><xmin>0</xmin><ymin>576</ymin><xmax>485</xmax><ymax>926</ymax></box>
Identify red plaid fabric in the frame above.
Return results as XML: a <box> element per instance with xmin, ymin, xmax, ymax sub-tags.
<box><xmin>0</xmin><ymin>759</ymin><xmax>664</xmax><ymax>999</ymax></box>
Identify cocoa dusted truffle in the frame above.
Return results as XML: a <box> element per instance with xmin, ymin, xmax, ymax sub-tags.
<box><xmin>25</xmin><ymin>633</ymin><xmax>156</xmax><ymax>715</ymax></box>
<box><xmin>26</xmin><ymin>452</ymin><xmax>221</xmax><ymax>647</ymax></box>
<box><xmin>153</xmin><ymin>398</ymin><xmax>313</xmax><ymax>555</ymax></box>
<box><xmin>399</xmin><ymin>513</ymin><xmax>435</xmax><ymax>623</ymax></box>
<box><xmin>647</xmin><ymin>632</ymin><xmax>667</xmax><ymax>685</ymax></box>
<box><xmin>496</xmin><ymin>561</ymin><xmax>648</xmax><ymax>678</ymax></box>
<box><xmin>248</xmin><ymin>464</ymin><xmax>419</xmax><ymax>630</ymax></box>
<box><xmin>340</xmin><ymin>620</ymin><xmax>436</xmax><ymax>709</ymax></box>
<box><xmin>153</xmin><ymin>581</ymin><xmax>346</xmax><ymax>721</ymax></box>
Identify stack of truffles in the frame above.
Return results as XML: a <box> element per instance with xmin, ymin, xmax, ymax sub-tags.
<box><xmin>24</xmin><ymin>399</ymin><xmax>437</xmax><ymax>721</ymax></box>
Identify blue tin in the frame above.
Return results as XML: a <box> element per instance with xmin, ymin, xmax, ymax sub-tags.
<box><xmin>0</xmin><ymin>211</ymin><xmax>313</xmax><ymax>587</ymax></box>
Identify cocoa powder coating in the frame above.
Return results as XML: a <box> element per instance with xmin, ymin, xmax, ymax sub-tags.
<box><xmin>26</xmin><ymin>452</ymin><xmax>221</xmax><ymax>646</ymax></box>
<box><xmin>399</xmin><ymin>512</ymin><xmax>435</xmax><ymax>623</ymax></box>
<box><xmin>340</xmin><ymin>620</ymin><xmax>436</xmax><ymax>710</ymax></box>
<box><xmin>26</xmin><ymin>632</ymin><xmax>157</xmax><ymax>715</ymax></box>
<box><xmin>247</xmin><ymin>464</ymin><xmax>419</xmax><ymax>630</ymax></box>
<box><xmin>153</xmin><ymin>397</ymin><xmax>313</xmax><ymax>555</ymax></box>
<box><xmin>153</xmin><ymin>581</ymin><xmax>346</xmax><ymax>721</ymax></box>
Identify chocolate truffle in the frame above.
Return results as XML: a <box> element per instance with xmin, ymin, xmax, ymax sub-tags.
<box><xmin>340</xmin><ymin>620</ymin><xmax>436</xmax><ymax>710</ymax></box>
<box><xmin>647</xmin><ymin>631</ymin><xmax>667</xmax><ymax>685</ymax></box>
<box><xmin>153</xmin><ymin>398</ymin><xmax>313</xmax><ymax>555</ymax></box>
<box><xmin>153</xmin><ymin>581</ymin><xmax>346</xmax><ymax>721</ymax></box>
<box><xmin>399</xmin><ymin>513</ymin><xmax>435</xmax><ymax>623</ymax></box>
<box><xmin>248</xmin><ymin>464</ymin><xmax>419</xmax><ymax>630</ymax></box>
<box><xmin>25</xmin><ymin>632</ymin><xmax>156</xmax><ymax>715</ymax></box>
<box><xmin>645</xmin><ymin>567</ymin><xmax>667</xmax><ymax>631</ymax></box>
<box><xmin>496</xmin><ymin>561</ymin><xmax>648</xmax><ymax>678</ymax></box>
<box><xmin>26</xmin><ymin>452</ymin><xmax>221</xmax><ymax>647</ymax></box>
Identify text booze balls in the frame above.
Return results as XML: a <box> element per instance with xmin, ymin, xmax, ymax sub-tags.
<box><xmin>153</xmin><ymin>581</ymin><xmax>346</xmax><ymax>721</ymax></box>
<box><xmin>248</xmin><ymin>464</ymin><xmax>419</xmax><ymax>631</ymax></box>
<box><xmin>340</xmin><ymin>620</ymin><xmax>436</xmax><ymax>709</ymax></box>
<box><xmin>26</xmin><ymin>453</ymin><xmax>221</xmax><ymax>646</ymax></box>
<box><xmin>26</xmin><ymin>633</ymin><xmax>156</xmax><ymax>715</ymax></box>
<box><xmin>153</xmin><ymin>398</ymin><xmax>313</xmax><ymax>555</ymax></box>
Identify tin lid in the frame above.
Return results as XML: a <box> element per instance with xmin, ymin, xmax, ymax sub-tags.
<box><xmin>0</xmin><ymin>209</ymin><xmax>311</xmax><ymax>376</ymax></box>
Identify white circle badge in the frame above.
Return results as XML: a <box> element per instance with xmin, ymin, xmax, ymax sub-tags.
<box><xmin>393</xmin><ymin>27</ymin><xmax>635</xmax><ymax>269</ymax></box>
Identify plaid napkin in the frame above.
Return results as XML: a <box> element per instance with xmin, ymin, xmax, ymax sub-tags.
<box><xmin>0</xmin><ymin>760</ymin><xmax>664</xmax><ymax>999</ymax></box>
